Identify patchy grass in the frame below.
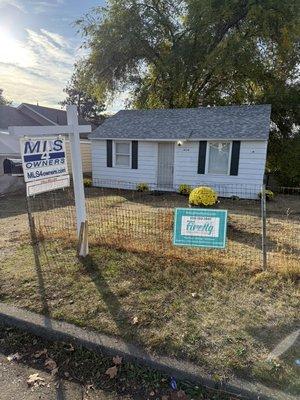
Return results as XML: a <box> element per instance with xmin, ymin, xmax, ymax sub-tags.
<box><xmin>0</xmin><ymin>190</ymin><xmax>299</xmax><ymax>395</ymax></box>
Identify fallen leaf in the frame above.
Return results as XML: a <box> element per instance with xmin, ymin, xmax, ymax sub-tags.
<box><xmin>161</xmin><ymin>396</ymin><xmax>169</xmax><ymax>400</ymax></box>
<box><xmin>170</xmin><ymin>390</ymin><xmax>188</xmax><ymax>400</ymax></box>
<box><xmin>34</xmin><ymin>349</ymin><xmax>47</xmax><ymax>359</ymax></box>
<box><xmin>132</xmin><ymin>316</ymin><xmax>139</xmax><ymax>325</ymax></box>
<box><xmin>113</xmin><ymin>355</ymin><xmax>122</xmax><ymax>365</ymax></box>
<box><xmin>51</xmin><ymin>367</ymin><xmax>59</xmax><ymax>376</ymax></box>
<box><xmin>85</xmin><ymin>384</ymin><xmax>94</xmax><ymax>392</ymax></box>
<box><xmin>66</xmin><ymin>343</ymin><xmax>75</xmax><ymax>352</ymax></box>
<box><xmin>7</xmin><ymin>353</ymin><xmax>22</xmax><ymax>362</ymax></box>
<box><xmin>105</xmin><ymin>365</ymin><xmax>118</xmax><ymax>379</ymax></box>
<box><xmin>27</xmin><ymin>373</ymin><xmax>45</xmax><ymax>387</ymax></box>
<box><xmin>44</xmin><ymin>358</ymin><xmax>57</xmax><ymax>371</ymax></box>
<box><xmin>177</xmin><ymin>390</ymin><xmax>188</xmax><ymax>400</ymax></box>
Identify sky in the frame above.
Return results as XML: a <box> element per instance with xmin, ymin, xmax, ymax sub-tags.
<box><xmin>0</xmin><ymin>0</ymin><xmax>125</xmax><ymax>112</ymax></box>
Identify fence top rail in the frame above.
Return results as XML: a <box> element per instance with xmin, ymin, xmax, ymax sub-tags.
<box><xmin>280</xmin><ymin>186</ymin><xmax>300</xmax><ymax>193</ymax></box>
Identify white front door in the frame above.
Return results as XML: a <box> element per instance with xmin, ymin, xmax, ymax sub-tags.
<box><xmin>157</xmin><ymin>142</ymin><xmax>174</xmax><ymax>189</ymax></box>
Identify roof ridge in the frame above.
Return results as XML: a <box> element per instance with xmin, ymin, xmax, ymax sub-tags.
<box><xmin>117</xmin><ymin>104</ymin><xmax>271</xmax><ymax>113</ymax></box>
<box><xmin>21</xmin><ymin>103</ymin><xmax>65</xmax><ymax>112</ymax></box>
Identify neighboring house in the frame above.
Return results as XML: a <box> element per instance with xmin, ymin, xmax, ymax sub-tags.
<box><xmin>89</xmin><ymin>105</ymin><xmax>271</xmax><ymax>199</ymax></box>
<box><xmin>0</xmin><ymin>103</ymin><xmax>93</xmax><ymax>180</ymax></box>
<box><xmin>18</xmin><ymin>103</ymin><xmax>97</xmax><ymax>136</ymax></box>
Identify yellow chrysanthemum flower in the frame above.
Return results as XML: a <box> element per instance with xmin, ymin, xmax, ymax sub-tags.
<box><xmin>189</xmin><ymin>187</ymin><xmax>217</xmax><ymax>206</ymax></box>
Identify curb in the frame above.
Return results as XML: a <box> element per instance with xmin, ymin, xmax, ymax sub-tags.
<box><xmin>0</xmin><ymin>302</ymin><xmax>296</xmax><ymax>400</ymax></box>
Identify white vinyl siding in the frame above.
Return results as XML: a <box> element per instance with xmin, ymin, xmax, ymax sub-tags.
<box><xmin>91</xmin><ymin>139</ymin><xmax>268</xmax><ymax>198</ymax></box>
<box><xmin>92</xmin><ymin>140</ymin><xmax>157</xmax><ymax>189</ymax></box>
<box><xmin>174</xmin><ymin>140</ymin><xmax>268</xmax><ymax>198</ymax></box>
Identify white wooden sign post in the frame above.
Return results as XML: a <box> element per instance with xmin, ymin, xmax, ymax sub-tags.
<box><xmin>9</xmin><ymin>105</ymin><xmax>91</xmax><ymax>257</ymax></box>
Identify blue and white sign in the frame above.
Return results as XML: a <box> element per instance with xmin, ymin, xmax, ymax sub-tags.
<box><xmin>20</xmin><ymin>136</ymin><xmax>69</xmax><ymax>183</ymax></box>
<box><xmin>173</xmin><ymin>208</ymin><xmax>227</xmax><ymax>249</ymax></box>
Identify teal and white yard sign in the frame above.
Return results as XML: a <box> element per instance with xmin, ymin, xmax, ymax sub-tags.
<box><xmin>173</xmin><ymin>208</ymin><xmax>227</xmax><ymax>249</ymax></box>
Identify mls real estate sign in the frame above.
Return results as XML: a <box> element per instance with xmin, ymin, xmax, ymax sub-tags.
<box><xmin>20</xmin><ymin>136</ymin><xmax>70</xmax><ymax>196</ymax></box>
<box><xmin>173</xmin><ymin>208</ymin><xmax>227</xmax><ymax>249</ymax></box>
<box><xmin>10</xmin><ymin>105</ymin><xmax>91</xmax><ymax>256</ymax></box>
<box><xmin>20</xmin><ymin>136</ymin><xmax>68</xmax><ymax>182</ymax></box>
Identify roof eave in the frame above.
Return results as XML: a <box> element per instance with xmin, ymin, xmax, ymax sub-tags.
<box><xmin>89</xmin><ymin>136</ymin><xmax>269</xmax><ymax>141</ymax></box>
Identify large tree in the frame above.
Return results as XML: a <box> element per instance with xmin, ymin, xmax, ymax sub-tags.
<box><xmin>0</xmin><ymin>89</ymin><xmax>11</xmax><ymax>105</ymax></box>
<box><xmin>60</xmin><ymin>69</ymin><xmax>106</xmax><ymax>126</ymax></box>
<box><xmin>76</xmin><ymin>0</ymin><xmax>300</xmax><ymax>184</ymax></box>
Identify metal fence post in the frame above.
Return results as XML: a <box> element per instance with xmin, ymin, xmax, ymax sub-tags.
<box><xmin>261</xmin><ymin>184</ymin><xmax>267</xmax><ymax>269</ymax></box>
<box><xmin>26</xmin><ymin>196</ymin><xmax>38</xmax><ymax>251</ymax></box>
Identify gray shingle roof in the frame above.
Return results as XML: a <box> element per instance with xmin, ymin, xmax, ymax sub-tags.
<box><xmin>0</xmin><ymin>104</ymin><xmax>92</xmax><ymax>140</ymax></box>
<box><xmin>90</xmin><ymin>105</ymin><xmax>271</xmax><ymax>140</ymax></box>
<box><xmin>20</xmin><ymin>103</ymin><xmax>89</xmax><ymax>127</ymax></box>
<box><xmin>0</xmin><ymin>106</ymin><xmax>40</xmax><ymax>130</ymax></box>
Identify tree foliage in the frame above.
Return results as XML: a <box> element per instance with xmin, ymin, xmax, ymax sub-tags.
<box><xmin>60</xmin><ymin>69</ymin><xmax>106</xmax><ymax>126</ymax></box>
<box><xmin>267</xmin><ymin>133</ymin><xmax>300</xmax><ymax>186</ymax></box>
<box><xmin>76</xmin><ymin>0</ymin><xmax>300</xmax><ymax>184</ymax></box>
<box><xmin>0</xmin><ymin>89</ymin><xmax>11</xmax><ymax>106</ymax></box>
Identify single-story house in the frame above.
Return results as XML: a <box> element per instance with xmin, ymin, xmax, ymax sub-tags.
<box><xmin>89</xmin><ymin>105</ymin><xmax>271</xmax><ymax>199</ymax></box>
<box><xmin>0</xmin><ymin>103</ymin><xmax>94</xmax><ymax>193</ymax></box>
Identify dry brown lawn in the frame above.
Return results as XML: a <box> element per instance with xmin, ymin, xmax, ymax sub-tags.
<box><xmin>0</xmin><ymin>189</ymin><xmax>299</xmax><ymax>395</ymax></box>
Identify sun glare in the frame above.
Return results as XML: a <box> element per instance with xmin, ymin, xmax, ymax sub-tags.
<box><xmin>0</xmin><ymin>28</ymin><xmax>33</xmax><ymax>67</ymax></box>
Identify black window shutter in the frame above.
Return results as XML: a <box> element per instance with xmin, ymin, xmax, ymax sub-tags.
<box><xmin>132</xmin><ymin>141</ymin><xmax>138</xmax><ymax>169</ymax></box>
<box><xmin>198</xmin><ymin>141</ymin><xmax>207</xmax><ymax>174</ymax></box>
<box><xmin>230</xmin><ymin>141</ymin><xmax>241</xmax><ymax>176</ymax></box>
<box><xmin>107</xmin><ymin>140</ymin><xmax>113</xmax><ymax>167</ymax></box>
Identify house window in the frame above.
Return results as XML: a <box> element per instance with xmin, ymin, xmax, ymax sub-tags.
<box><xmin>207</xmin><ymin>142</ymin><xmax>231</xmax><ymax>174</ymax></box>
<box><xmin>114</xmin><ymin>141</ymin><xmax>131</xmax><ymax>167</ymax></box>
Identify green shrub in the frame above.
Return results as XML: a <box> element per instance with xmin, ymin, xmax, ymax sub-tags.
<box><xmin>83</xmin><ymin>178</ymin><xmax>92</xmax><ymax>187</ymax></box>
<box><xmin>189</xmin><ymin>186</ymin><xmax>217</xmax><ymax>206</ymax></box>
<box><xmin>136</xmin><ymin>183</ymin><xmax>149</xmax><ymax>192</ymax></box>
<box><xmin>259</xmin><ymin>189</ymin><xmax>274</xmax><ymax>201</ymax></box>
<box><xmin>267</xmin><ymin>135</ymin><xmax>300</xmax><ymax>187</ymax></box>
<box><xmin>178</xmin><ymin>184</ymin><xmax>192</xmax><ymax>195</ymax></box>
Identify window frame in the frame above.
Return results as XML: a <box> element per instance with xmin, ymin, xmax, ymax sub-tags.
<box><xmin>205</xmin><ymin>141</ymin><xmax>232</xmax><ymax>175</ymax></box>
<box><xmin>113</xmin><ymin>140</ymin><xmax>131</xmax><ymax>168</ymax></box>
